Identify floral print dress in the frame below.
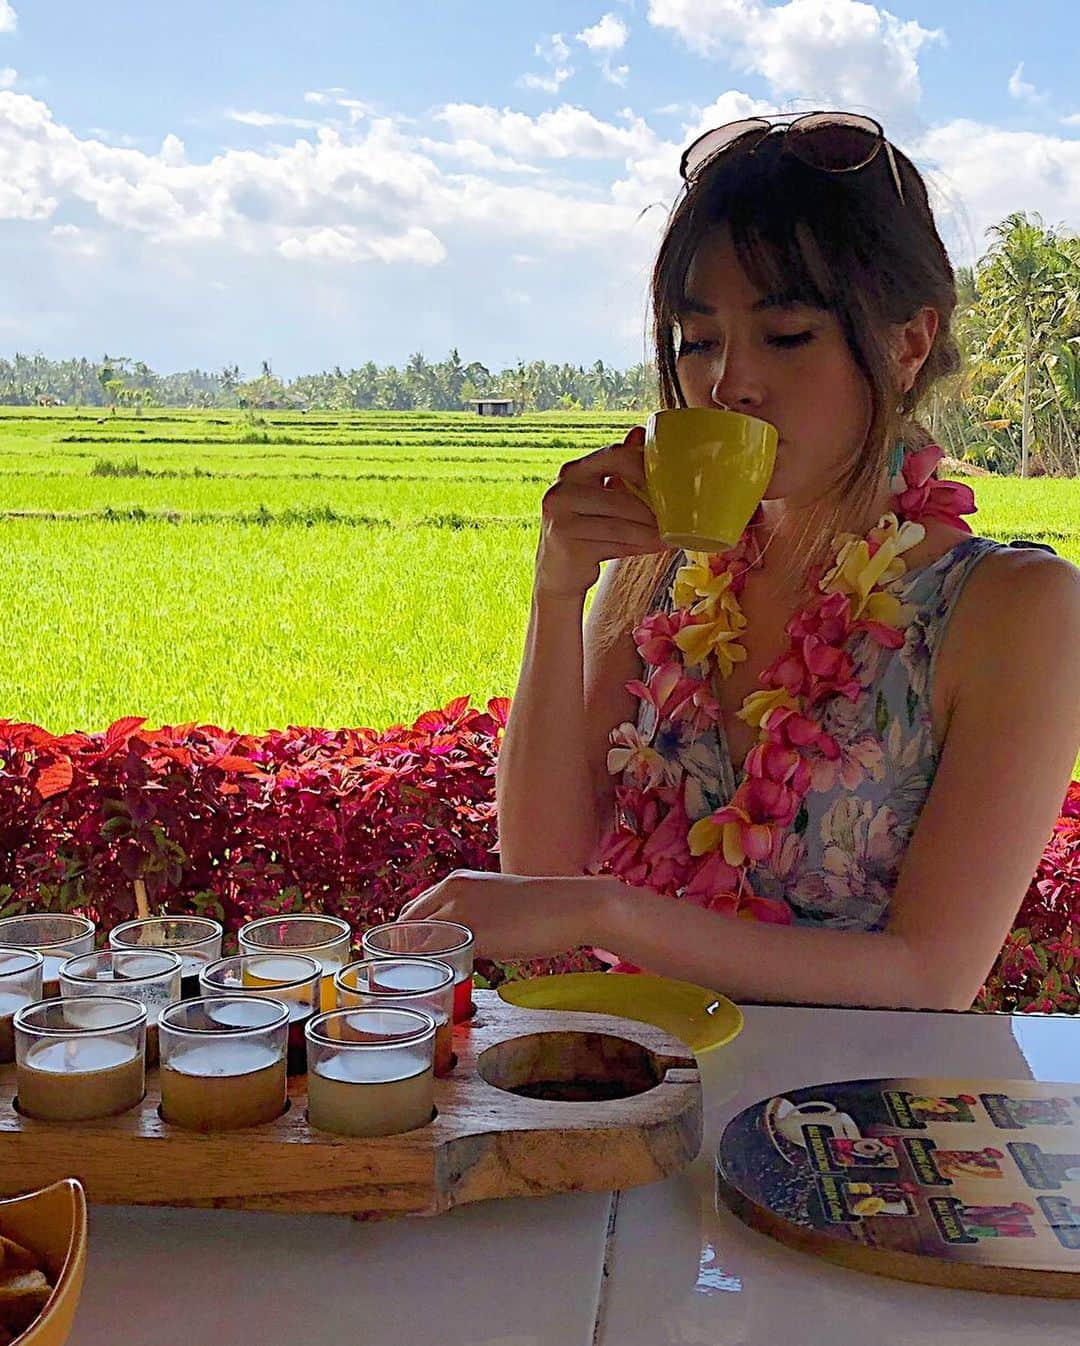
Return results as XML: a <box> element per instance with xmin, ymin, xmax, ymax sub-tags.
<box><xmin>612</xmin><ymin>535</ymin><xmax>1008</xmax><ymax>931</ymax></box>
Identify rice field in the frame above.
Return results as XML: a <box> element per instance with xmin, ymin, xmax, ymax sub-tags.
<box><xmin>0</xmin><ymin>407</ymin><xmax>1077</xmax><ymax>738</ymax></box>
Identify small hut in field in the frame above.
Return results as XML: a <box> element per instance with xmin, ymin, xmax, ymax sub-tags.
<box><xmin>470</xmin><ymin>397</ymin><xmax>516</xmax><ymax>417</ymax></box>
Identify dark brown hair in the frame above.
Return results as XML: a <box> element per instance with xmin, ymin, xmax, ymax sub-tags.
<box><xmin>598</xmin><ymin>124</ymin><xmax>961</xmax><ymax>645</ymax></box>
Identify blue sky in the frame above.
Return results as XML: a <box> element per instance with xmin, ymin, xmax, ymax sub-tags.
<box><xmin>2</xmin><ymin>0</ymin><xmax>1078</xmax><ymax>376</ymax></box>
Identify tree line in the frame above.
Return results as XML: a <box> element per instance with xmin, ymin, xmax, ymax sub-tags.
<box><xmin>3</xmin><ymin>213</ymin><xmax>1078</xmax><ymax>476</ymax></box>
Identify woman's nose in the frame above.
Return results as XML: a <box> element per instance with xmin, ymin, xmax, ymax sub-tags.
<box><xmin>708</xmin><ymin>347</ymin><xmax>765</xmax><ymax>411</ymax></box>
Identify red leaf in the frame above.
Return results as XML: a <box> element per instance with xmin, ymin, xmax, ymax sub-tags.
<box><xmin>37</xmin><ymin>759</ymin><xmax>74</xmax><ymax>799</ymax></box>
<box><xmin>486</xmin><ymin>696</ymin><xmax>511</xmax><ymax>727</ymax></box>
<box><xmin>214</xmin><ymin>755</ymin><xmax>265</xmax><ymax>775</ymax></box>
<box><xmin>106</xmin><ymin>716</ymin><xmax>147</xmax><ymax>746</ymax></box>
<box><xmin>1</xmin><ymin>722</ymin><xmax>58</xmax><ymax>749</ymax></box>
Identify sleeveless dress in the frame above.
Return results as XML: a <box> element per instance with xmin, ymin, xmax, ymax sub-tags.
<box><xmin>608</xmin><ymin>535</ymin><xmax>1009</xmax><ymax>932</ymax></box>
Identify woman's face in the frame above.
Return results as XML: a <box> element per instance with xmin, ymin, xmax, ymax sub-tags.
<box><xmin>674</xmin><ymin>227</ymin><xmax>873</xmax><ymax>507</ymax></box>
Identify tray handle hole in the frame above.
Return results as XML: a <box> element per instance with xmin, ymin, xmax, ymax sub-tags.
<box><xmin>478</xmin><ymin>1031</ymin><xmax>662</xmax><ymax>1103</ymax></box>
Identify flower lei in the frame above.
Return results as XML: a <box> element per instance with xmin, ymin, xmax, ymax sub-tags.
<box><xmin>594</xmin><ymin>444</ymin><xmax>977</xmax><ymax>950</ymax></box>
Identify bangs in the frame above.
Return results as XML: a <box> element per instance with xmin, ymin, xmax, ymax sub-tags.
<box><xmin>663</xmin><ymin>147</ymin><xmax>851</xmax><ymax>321</ymax></box>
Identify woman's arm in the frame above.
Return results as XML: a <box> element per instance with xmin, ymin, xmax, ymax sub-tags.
<box><xmin>497</xmin><ymin>562</ymin><xmax>642</xmax><ymax>874</ymax></box>
<box><xmin>496</xmin><ymin>429</ymin><xmax>662</xmax><ymax>874</ymax></box>
<box><xmin>407</xmin><ymin>552</ymin><xmax>1080</xmax><ymax>1011</ymax></box>
<box><xmin>598</xmin><ymin>550</ymin><xmax>1080</xmax><ymax>1009</ymax></box>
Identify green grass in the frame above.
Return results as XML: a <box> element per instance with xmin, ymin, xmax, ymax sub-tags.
<box><xmin>0</xmin><ymin>410</ymin><xmax>1077</xmax><ymax>771</ymax></box>
<box><xmin>0</xmin><ymin>518</ymin><xmax>537</xmax><ymax>730</ymax></box>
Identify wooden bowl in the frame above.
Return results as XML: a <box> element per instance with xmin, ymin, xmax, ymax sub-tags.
<box><xmin>0</xmin><ymin>1178</ymin><xmax>87</xmax><ymax>1346</ymax></box>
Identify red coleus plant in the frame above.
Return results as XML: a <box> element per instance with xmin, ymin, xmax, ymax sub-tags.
<box><xmin>0</xmin><ymin>703</ymin><xmax>602</xmax><ymax>989</ymax></box>
<box><xmin>976</xmin><ymin>780</ymin><xmax>1080</xmax><ymax>1015</ymax></box>
<box><xmin>0</xmin><ymin>710</ymin><xmax>1075</xmax><ymax>1010</ymax></box>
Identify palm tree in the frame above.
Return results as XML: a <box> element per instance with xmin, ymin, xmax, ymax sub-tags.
<box><xmin>978</xmin><ymin>213</ymin><xmax>1075</xmax><ymax>476</ymax></box>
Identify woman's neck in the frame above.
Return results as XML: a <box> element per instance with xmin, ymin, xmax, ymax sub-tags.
<box><xmin>753</xmin><ymin>482</ymin><xmax>894</xmax><ymax>584</ymax></box>
<box><xmin>759</xmin><ymin>480</ymin><xmax>894</xmax><ymax>544</ymax></box>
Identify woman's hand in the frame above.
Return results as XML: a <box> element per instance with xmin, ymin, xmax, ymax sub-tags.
<box><xmin>397</xmin><ymin>871</ymin><xmax>603</xmax><ymax>960</ymax></box>
<box><xmin>534</xmin><ymin>425</ymin><xmax>665</xmax><ymax>600</ymax></box>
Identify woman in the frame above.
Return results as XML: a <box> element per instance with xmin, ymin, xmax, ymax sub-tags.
<box><xmin>400</xmin><ymin>113</ymin><xmax>1080</xmax><ymax>1010</ymax></box>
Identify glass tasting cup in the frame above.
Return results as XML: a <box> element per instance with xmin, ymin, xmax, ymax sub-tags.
<box><xmin>305</xmin><ymin>1006</ymin><xmax>436</xmax><ymax>1138</ymax></box>
<box><xmin>158</xmin><ymin>995</ymin><xmax>289</xmax><ymax>1131</ymax></box>
<box><xmin>200</xmin><ymin>953</ymin><xmax>320</xmax><ymax>1075</ymax></box>
<box><xmin>0</xmin><ymin>914</ymin><xmax>95</xmax><ymax>995</ymax></box>
<box><xmin>0</xmin><ymin>949</ymin><xmax>44</xmax><ymax>1064</ymax></box>
<box><xmin>361</xmin><ymin>920</ymin><xmax>475</xmax><ymax>1022</ymax></box>
<box><xmin>60</xmin><ymin>948</ymin><xmax>182</xmax><ymax>1066</ymax></box>
<box><xmin>335</xmin><ymin>956</ymin><xmax>455</xmax><ymax>1077</ymax></box>
<box><xmin>14</xmin><ymin>995</ymin><xmax>146</xmax><ymax>1121</ymax></box>
<box><xmin>238</xmin><ymin>915</ymin><xmax>352</xmax><ymax>1014</ymax></box>
<box><xmin>109</xmin><ymin>916</ymin><xmax>224</xmax><ymax>998</ymax></box>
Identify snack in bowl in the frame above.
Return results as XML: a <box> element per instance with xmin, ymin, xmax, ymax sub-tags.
<box><xmin>0</xmin><ymin>1179</ymin><xmax>87</xmax><ymax>1346</ymax></box>
<box><xmin>0</xmin><ymin>1231</ymin><xmax>54</xmax><ymax>1342</ymax></box>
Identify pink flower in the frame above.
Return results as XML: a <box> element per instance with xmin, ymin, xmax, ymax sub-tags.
<box><xmin>606</xmin><ymin>722</ymin><xmax>679</xmax><ymax>789</ymax></box>
<box><xmin>764</xmin><ymin>592</ymin><xmax>862</xmax><ymax>704</ymax></box>
<box><xmin>743</xmin><ymin>740</ymin><xmax>812</xmax><ymax>796</ymax></box>
<box><xmin>894</xmin><ymin>445</ymin><xmax>977</xmax><ymax>531</ymax></box>
<box><xmin>624</xmin><ymin>662</ymin><xmax>715</xmax><ymax>730</ymax></box>
<box><xmin>763</xmin><ymin>706</ymin><xmax>840</xmax><ymax>760</ymax></box>
<box><xmin>683</xmin><ymin>850</ymin><xmax>743</xmax><ymax>910</ymax></box>
<box><xmin>739</xmin><ymin>893</ymin><xmax>794</xmax><ymax>924</ymax></box>
<box><xmin>633</xmin><ymin>610</ymin><xmax>696</xmax><ymax>665</ymax></box>
<box><xmin>639</xmin><ymin>787</ymin><xmax>695</xmax><ymax>891</ymax></box>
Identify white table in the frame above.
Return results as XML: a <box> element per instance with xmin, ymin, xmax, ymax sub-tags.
<box><xmin>70</xmin><ymin>1007</ymin><xmax>1080</xmax><ymax>1345</ymax></box>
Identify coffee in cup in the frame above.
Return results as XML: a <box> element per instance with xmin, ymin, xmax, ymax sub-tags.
<box><xmin>629</xmin><ymin>408</ymin><xmax>777</xmax><ymax>552</ymax></box>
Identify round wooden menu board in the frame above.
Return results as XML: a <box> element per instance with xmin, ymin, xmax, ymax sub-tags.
<box><xmin>716</xmin><ymin>1077</ymin><xmax>1080</xmax><ymax>1298</ymax></box>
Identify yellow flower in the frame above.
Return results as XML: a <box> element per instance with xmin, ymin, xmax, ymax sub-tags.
<box><xmin>675</xmin><ymin>620</ymin><xmax>748</xmax><ymax>677</ymax></box>
<box><xmin>821</xmin><ymin>514</ymin><xmax>926</xmax><ymax>621</ymax></box>
<box><xmin>674</xmin><ymin>560</ymin><xmax>739</xmax><ymax>612</ymax></box>
<box><xmin>688</xmin><ymin>816</ymin><xmax>722</xmax><ymax>857</ymax></box>
<box><xmin>737</xmin><ymin>687</ymin><xmax>798</xmax><ymax>728</ymax></box>
<box><xmin>863</xmin><ymin>591</ymin><xmax>915</xmax><ymax>629</ymax></box>
<box><xmin>690</xmin><ymin>814</ymin><xmax>765</xmax><ymax>867</ymax></box>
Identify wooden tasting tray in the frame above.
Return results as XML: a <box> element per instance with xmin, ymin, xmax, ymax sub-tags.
<box><xmin>0</xmin><ymin>990</ymin><xmax>703</xmax><ymax>1218</ymax></box>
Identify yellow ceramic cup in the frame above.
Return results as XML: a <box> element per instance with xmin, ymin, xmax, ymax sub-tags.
<box><xmin>634</xmin><ymin>408</ymin><xmax>778</xmax><ymax>551</ymax></box>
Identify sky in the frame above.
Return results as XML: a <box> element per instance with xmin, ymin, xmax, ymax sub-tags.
<box><xmin>1</xmin><ymin>0</ymin><xmax>1079</xmax><ymax>377</ymax></box>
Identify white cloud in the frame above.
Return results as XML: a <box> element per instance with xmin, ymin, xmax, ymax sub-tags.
<box><xmin>336</xmin><ymin>97</ymin><xmax>374</xmax><ymax>124</ymax></box>
<box><xmin>434</xmin><ymin>103</ymin><xmax>658</xmax><ymax>161</ymax></box>
<box><xmin>520</xmin><ymin>33</ymin><xmax>574</xmax><ymax>93</ymax></box>
<box><xmin>418</xmin><ymin>136</ymin><xmax>543</xmax><ymax>174</ymax></box>
<box><xmin>577</xmin><ymin>15</ymin><xmax>631</xmax><ymax>85</ymax></box>
<box><xmin>49</xmin><ymin>223</ymin><xmax>99</xmax><ymax>256</ymax></box>
<box><xmin>279</xmin><ymin>227</ymin><xmax>361</xmax><ymax>262</ymax></box>
<box><xmin>300</xmin><ymin>92</ymin><xmax>374</xmax><ymax>123</ymax></box>
<box><xmin>910</xmin><ymin>120</ymin><xmax>1080</xmax><ymax>263</ymax></box>
<box><xmin>1063</xmin><ymin>113</ymin><xmax>1080</xmax><ymax>128</ymax></box>
<box><xmin>0</xmin><ymin>3</ymin><xmax>15</xmax><ymax>35</ymax></box>
<box><xmin>1008</xmin><ymin>62</ymin><xmax>1049</xmax><ymax>107</ymax></box>
<box><xmin>577</xmin><ymin>14</ymin><xmax>629</xmax><ymax>51</ymax></box>
<box><xmin>647</xmin><ymin>0</ymin><xmax>943</xmax><ymax>124</ymax></box>
<box><xmin>225</xmin><ymin>108</ymin><xmax>322</xmax><ymax>130</ymax></box>
<box><xmin>0</xmin><ymin>90</ymin><xmax>650</xmax><ymax>266</ymax></box>
<box><xmin>0</xmin><ymin>67</ymin><xmax>15</xmax><ymax>90</ymax></box>
<box><xmin>369</xmin><ymin>226</ymin><xmax>446</xmax><ymax>265</ymax></box>
<box><xmin>159</xmin><ymin>133</ymin><xmax>185</xmax><ymax>167</ymax></box>
<box><xmin>278</xmin><ymin>224</ymin><xmax>446</xmax><ymax>266</ymax></box>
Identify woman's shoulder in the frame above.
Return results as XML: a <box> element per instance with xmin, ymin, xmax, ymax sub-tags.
<box><xmin>938</xmin><ymin>537</ymin><xmax>1080</xmax><ymax>688</ymax></box>
<box><xmin>952</xmin><ymin>537</ymin><xmax>1080</xmax><ymax>607</ymax></box>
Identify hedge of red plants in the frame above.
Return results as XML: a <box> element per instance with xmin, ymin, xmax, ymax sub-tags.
<box><xmin>0</xmin><ymin>708</ymin><xmax>1076</xmax><ymax>1011</ymax></box>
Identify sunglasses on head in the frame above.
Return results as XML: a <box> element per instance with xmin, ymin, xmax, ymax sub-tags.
<box><xmin>679</xmin><ymin>111</ymin><xmax>905</xmax><ymax>205</ymax></box>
